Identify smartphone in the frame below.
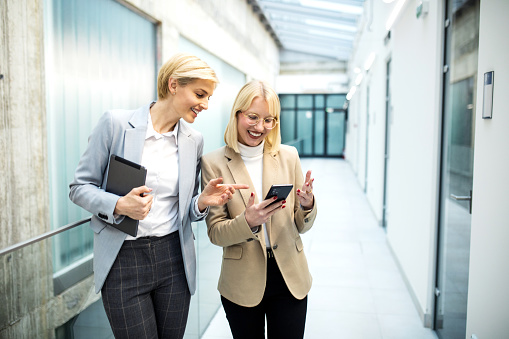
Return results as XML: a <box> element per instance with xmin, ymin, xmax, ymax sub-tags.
<box><xmin>264</xmin><ymin>184</ymin><xmax>293</xmax><ymax>206</ymax></box>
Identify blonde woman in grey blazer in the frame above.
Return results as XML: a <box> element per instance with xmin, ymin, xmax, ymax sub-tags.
<box><xmin>70</xmin><ymin>53</ymin><xmax>247</xmax><ymax>338</ymax></box>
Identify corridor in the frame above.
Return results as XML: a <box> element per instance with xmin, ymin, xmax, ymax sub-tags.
<box><xmin>202</xmin><ymin>158</ymin><xmax>438</xmax><ymax>339</ymax></box>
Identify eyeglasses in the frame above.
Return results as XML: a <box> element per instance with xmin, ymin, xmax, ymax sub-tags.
<box><xmin>240</xmin><ymin>111</ymin><xmax>279</xmax><ymax>130</ymax></box>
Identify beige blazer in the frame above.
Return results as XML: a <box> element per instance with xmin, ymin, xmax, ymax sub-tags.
<box><xmin>201</xmin><ymin>144</ymin><xmax>317</xmax><ymax>307</ymax></box>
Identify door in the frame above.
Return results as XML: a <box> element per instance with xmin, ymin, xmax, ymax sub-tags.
<box><xmin>434</xmin><ymin>0</ymin><xmax>479</xmax><ymax>337</ymax></box>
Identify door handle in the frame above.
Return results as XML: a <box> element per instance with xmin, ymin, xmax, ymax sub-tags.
<box><xmin>450</xmin><ymin>194</ymin><xmax>471</xmax><ymax>200</ymax></box>
<box><xmin>450</xmin><ymin>190</ymin><xmax>472</xmax><ymax>214</ymax></box>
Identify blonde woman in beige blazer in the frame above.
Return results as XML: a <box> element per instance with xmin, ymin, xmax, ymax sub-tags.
<box><xmin>201</xmin><ymin>80</ymin><xmax>317</xmax><ymax>339</ymax></box>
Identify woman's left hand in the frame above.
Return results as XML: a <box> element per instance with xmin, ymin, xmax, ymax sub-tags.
<box><xmin>297</xmin><ymin>170</ymin><xmax>314</xmax><ymax>210</ymax></box>
<box><xmin>198</xmin><ymin>177</ymin><xmax>249</xmax><ymax>211</ymax></box>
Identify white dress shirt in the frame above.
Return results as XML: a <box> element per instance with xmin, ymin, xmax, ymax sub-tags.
<box><xmin>125</xmin><ymin>112</ymin><xmax>180</xmax><ymax>240</ymax></box>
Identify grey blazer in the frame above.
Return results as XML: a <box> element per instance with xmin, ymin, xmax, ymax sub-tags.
<box><xmin>69</xmin><ymin>102</ymin><xmax>205</xmax><ymax>294</ymax></box>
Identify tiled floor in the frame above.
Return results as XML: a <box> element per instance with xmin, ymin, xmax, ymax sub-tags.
<box><xmin>202</xmin><ymin>158</ymin><xmax>438</xmax><ymax>339</ymax></box>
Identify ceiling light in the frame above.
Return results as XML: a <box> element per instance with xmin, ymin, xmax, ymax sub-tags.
<box><xmin>354</xmin><ymin>67</ymin><xmax>361</xmax><ymax>74</ymax></box>
<box><xmin>300</xmin><ymin>0</ymin><xmax>363</xmax><ymax>15</ymax></box>
<box><xmin>355</xmin><ymin>73</ymin><xmax>363</xmax><ymax>85</ymax></box>
<box><xmin>386</xmin><ymin>0</ymin><xmax>407</xmax><ymax>30</ymax></box>
<box><xmin>346</xmin><ymin>86</ymin><xmax>357</xmax><ymax>100</ymax></box>
<box><xmin>305</xmin><ymin>19</ymin><xmax>357</xmax><ymax>33</ymax></box>
<box><xmin>382</xmin><ymin>0</ymin><xmax>396</xmax><ymax>3</ymax></box>
<box><xmin>364</xmin><ymin>52</ymin><xmax>376</xmax><ymax>71</ymax></box>
<box><xmin>309</xmin><ymin>29</ymin><xmax>355</xmax><ymax>41</ymax></box>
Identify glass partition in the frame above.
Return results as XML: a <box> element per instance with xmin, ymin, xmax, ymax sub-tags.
<box><xmin>280</xmin><ymin>93</ymin><xmax>346</xmax><ymax>157</ymax></box>
<box><xmin>44</xmin><ymin>0</ymin><xmax>157</xmax><ymax>280</ymax></box>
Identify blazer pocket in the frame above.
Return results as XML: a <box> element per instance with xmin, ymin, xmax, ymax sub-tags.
<box><xmin>223</xmin><ymin>245</ymin><xmax>243</xmax><ymax>260</ymax></box>
<box><xmin>295</xmin><ymin>237</ymin><xmax>304</xmax><ymax>252</ymax></box>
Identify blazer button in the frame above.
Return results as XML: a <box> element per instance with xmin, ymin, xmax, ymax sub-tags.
<box><xmin>304</xmin><ymin>218</ymin><xmax>309</xmax><ymax>223</ymax></box>
<box><xmin>273</xmin><ymin>244</ymin><xmax>278</xmax><ymax>250</ymax></box>
<box><xmin>98</xmin><ymin>213</ymin><xmax>108</xmax><ymax>220</ymax></box>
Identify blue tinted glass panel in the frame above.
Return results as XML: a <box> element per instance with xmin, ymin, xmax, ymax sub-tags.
<box><xmin>297</xmin><ymin>110</ymin><xmax>313</xmax><ymax>156</ymax></box>
<box><xmin>314</xmin><ymin>110</ymin><xmax>324</xmax><ymax>155</ymax></box>
<box><xmin>280</xmin><ymin>95</ymin><xmax>296</xmax><ymax>109</ymax></box>
<box><xmin>315</xmin><ymin>95</ymin><xmax>324</xmax><ymax>108</ymax></box>
<box><xmin>326</xmin><ymin>94</ymin><xmax>347</xmax><ymax>109</ymax></box>
<box><xmin>327</xmin><ymin>112</ymin><xmax>345</xmax><ymax>156</ymax></box>
<box><xmin>297</xmin><ymin>95</ymin><xmax>313</xmax><ymax>108</ymax></box>
<box><xmin>280</xmin><ymin>109</ymin><xmax>296</xmax><ymax>144</ymax></box>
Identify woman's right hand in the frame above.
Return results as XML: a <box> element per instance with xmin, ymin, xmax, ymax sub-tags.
<box><xmin>244</xmin><ymin>192</ymin><xmax>285</xmax><ymax>228</ymax></box>
<box><xmin>114</xmin><ymin>186</ymin><xmax>153</xmax><ymax>220</ymax></box>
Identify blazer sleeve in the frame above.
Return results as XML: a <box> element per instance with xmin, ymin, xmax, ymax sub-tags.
<box><xmin>69</xmin><ymin>111</ymin><xmax>122</xmax><ymax>224</ymax></box>
<box><xmin>292</xmin><ymin>147</ymin><xmax>317</xmax><ymax>234</ymax></box>
<box><xmin>201</xmin><ymin>155</ymin><xmax>258</xmax><ymax>247</ymax></box>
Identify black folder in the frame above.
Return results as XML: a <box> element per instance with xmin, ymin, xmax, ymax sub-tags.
<box><xmin>105</xmin><ymin>154</ymin><xmax>147</xmax><ymax>237</ymax></box>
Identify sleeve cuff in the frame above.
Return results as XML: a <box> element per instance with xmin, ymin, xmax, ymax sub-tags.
<box><xmin>194</xmin><ymin>198</ymin><xmax>209</xmax><ymax>217</ymax></box>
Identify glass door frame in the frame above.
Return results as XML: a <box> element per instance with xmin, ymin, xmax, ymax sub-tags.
<box><xmin>433</xmin><ymin>0</ymin><xmax>479</xmax><ymax>336</ymax></box>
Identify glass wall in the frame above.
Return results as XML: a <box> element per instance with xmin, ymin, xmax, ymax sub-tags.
<box><xmin>279</xmin><ymin>93</ymin><xmax>347</xmax><ymax>157</ymax></box>
<box><xmin>44</xmin><ymin>0</ymin><xmax>157</xmax><ymax>275</ymax></box>
<box><xmin>178</xmin><ymin>37</ymin><xmax>246</xmax><ymax>154</ymax></box>
<box><xmin>178</xmin><ymin>36</ymin><xmax>246</xmax><ymax>338</ymax></box>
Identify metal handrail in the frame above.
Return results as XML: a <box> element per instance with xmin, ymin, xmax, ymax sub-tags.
<box><xmin>0</xmin><ymin>217</ymin><xmax>92</xmax><ymax>257</ymax></box>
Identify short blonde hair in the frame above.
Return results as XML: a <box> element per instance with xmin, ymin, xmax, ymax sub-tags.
<box><xmin>224</xmin><ymin>80</ymin><xmax>281</xmax><ymax>153</ymax></box>
<box><xmin>157</xmin><ymin>53</ymin><xmax>219</xmax><ymax>100</ymax></box>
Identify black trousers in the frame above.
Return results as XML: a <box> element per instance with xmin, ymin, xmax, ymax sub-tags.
<box><xmin>221</xmin><ymin>249</ymin><xmax>308</xmax><ymax>339</ymax></box>
<box><xmin>101</xmin><ymin>231</ymin><xmax>191</xmax><ymax>339</ymax></box>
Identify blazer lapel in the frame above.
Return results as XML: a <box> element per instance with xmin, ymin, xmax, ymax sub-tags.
<box><xmin>263</xmin><ymin>147</ymin><xmax>279</xmax><ymax>246</ymax></box>
<box><xmin>225</xmin><ymin>147</ymin><xmax>257</xmax><ymax>205</ymax></box>
<box><xmin>178</xmin><ymin>121</ymin><xmax>196</xmax><ymax>223</ymax></box>
<box><xmin>262</xmin><ymin>146</ymin><xmax>279</xmax><ymax>198</ymax></box>
<box><xmin>124</xmin><ymin>104</ymin><xmax>150</xmax><ymax>163</ymax></box>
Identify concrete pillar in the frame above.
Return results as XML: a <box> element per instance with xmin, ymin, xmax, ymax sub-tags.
<box><xmin>0</xmin><ymin>1</ymin><xmax>99</xmax><ymax>338</ymax></box>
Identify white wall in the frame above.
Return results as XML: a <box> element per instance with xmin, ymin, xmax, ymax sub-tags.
<box><xmin>385</xmin><ymin>0</ymin><xmax>443</xmax><ymax>321</ymax></box>
<box><xmin>466</xmin><ymin>0</ymin><xmax>509</xmax><ymax>337</ymax></box>
<box><xmin>345</xmin><ymin>0</ymin><xmax>444</xmax><ymax>323</ymax></box>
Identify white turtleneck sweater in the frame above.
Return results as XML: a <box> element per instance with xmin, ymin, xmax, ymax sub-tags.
<box><xmin>238</xmin><ymin>141</ymin><xmax>271</xmax><ymax>248</ymax></box>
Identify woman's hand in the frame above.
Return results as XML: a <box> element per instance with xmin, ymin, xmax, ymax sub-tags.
<box><xmin>198</xmin><ymin>177</ymin><xmax>249</xmax><ymax>211</ymax></box>
<box><xmin>114</xmin><ymin>186</ymin><xmax>153</xmax><ymax>220</ymax></box>
<box><xmin>244</xmin><ymin>192</ymin><xmax>285</xmax><ymax>228</ymax></box>
<box><xmin>297</xmin><ymin>170</ymin><xmax>314</xmax><ymax>210</ymax></box>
